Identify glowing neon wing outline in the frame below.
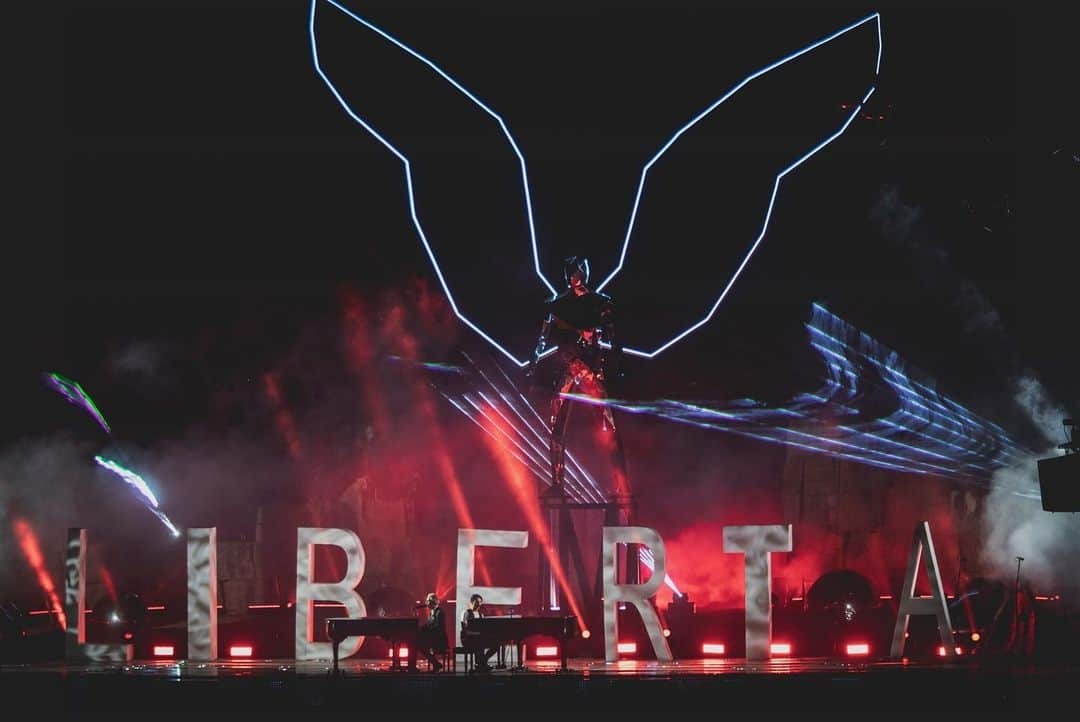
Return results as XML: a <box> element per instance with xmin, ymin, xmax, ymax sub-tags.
<box><xmin>597</xmin><ymin>12</ymin><xmax>883</xmax><ymax>358</ymax></box>
<box><xmin>311</xmin><ymin>2</ymin><xmax>883</xmax><ymax>363</ymax></box>
<box><xmin>310</xmin><ymin>0</ymin><xmax>555</xmax><ymax>366</ymax></box>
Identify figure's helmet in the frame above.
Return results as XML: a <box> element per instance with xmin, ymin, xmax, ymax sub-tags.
<box><xmin>563</xmin><ymin>256</ymin><xmax>590</xmax><ymax>288</ymax></box>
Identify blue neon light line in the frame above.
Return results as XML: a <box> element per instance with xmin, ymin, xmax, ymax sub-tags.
<box><xmin>598</xmin><ymin>12</ymin><xmax>880</xmax><ymax>294</ymax></box>
<box><xmin>806</xmin><ymin>309</ymin><xmax>1020</xmax><ymax>457</ymax></box>
<box><xmin>808</xmin><ymin>303</ymin><xmax>1026</xmax><ymax>470</ymax></box>
<box><xmin>621</xmin><ymin>86</ymin><xmax>876</xmax><ymax>358</ymax></box>
<box><xmin>602</xmin><ymin>16</ymin><xmax>881</xmax><ymax>357</ymax></box>
<box><xmin>314</xmin><ymin>2</ymin><xmax>882</xmax><ymax>362</ymax></box>
<box><xmin>310</xmin><ymin>0</ymin><xmax>549</xmax><ymax>366</ymax></box>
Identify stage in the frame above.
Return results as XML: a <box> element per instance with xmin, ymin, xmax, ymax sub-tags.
<box><xmin>3</xmin><ymin>656</ymin><xmax>1078</xmax><ymax>715</ymax></box>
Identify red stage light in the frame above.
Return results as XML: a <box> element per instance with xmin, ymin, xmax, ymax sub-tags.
<box><xmin>845</xmin><ymin>643</ymin><xmax>870</xmax><ymax>656</ymax></box>
<box><xmin>937</xmin><ymin>646</ymin><xmax>963</xmax><ymax>656</ymax></box>
<box><xmin>153</xmin><ymin>645</ymin><xmax>175</xmax><ymax>657</ymax></box>
<box><xmin>971</xmin><ymin>632</ymin><xmax>981</xmax><ymax>642</ymax></box>
<box><xmin>146</xmin><ymin>605</ymin><xmax>166</xmax><ymax>611</ymax></box>
<box><xmin>617</xmin><ymin>642</ymin><xmax>637</xmax><ymax>654</ymax></box>
<box><xmin>702</xmin><ymin>643</ymin><xmax>726</xmax><ymax>655</ymax></box>
<box><xmin>123</xmin><ymin>632</ymin><xmax>133</xmax><ymax>641</ymax></box>
<box><xmin>662</xmin><ymin>628</ymin><xmax>671</xmax><ymax>638</ymax></box>
<box><xmin>386</xmin><ymin>647</ymin><xmax>410</xmax><ymax>658</ymax></box>
<box><xmin>770</xmin><ymin>642</ymin><xmax>792</xmax><ymax>656</ymax></box>
<box><xmin>229</xmin><ymin>645</ymin><xmax>253</xmax><ymax>658</ymax></box>
<box><xmin>581</xmin><ymin>630</ymin><xmax>591</xmax><ymax>639</ymax></box>
<box><xmin>535</xmin><ymin>646</ymin><xmax>559</xmax><ymax>657</ymax></box>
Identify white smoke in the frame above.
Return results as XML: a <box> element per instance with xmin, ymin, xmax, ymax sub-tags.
<box><xmin>107</xmin><ymin>339</ymin><xmax>183</xmax><ymax>397</ymax></box>
<box><xmin>1013</xmin><ymin>375</ymin><xmax>1072</xmax><ymax>445</ymax></box>
<box><xmin>979</xmin><ymin>375</ymin><xmax>1078</xmax><ymax>598</ymax></box>
<box><xmin>871</xmin><ymin>186</ymin><xmax>1078</xmax><ymax>598</ymax></box>
<box><xmin>0</xmin><ymin>435</ymin><xmax>99</xmax><ymax>602</ymax></box>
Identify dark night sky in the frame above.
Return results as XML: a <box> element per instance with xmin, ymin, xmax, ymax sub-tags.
<box><xmin>14</xmin><ymin>0</ymin><xmax>1080</xmax><ymax>448</ymax></box>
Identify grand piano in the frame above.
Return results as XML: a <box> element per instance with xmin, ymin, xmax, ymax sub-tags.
<box><xmin>467</xmin><ymin>615</ymin><xmax>577</xmax><ymax>670</ymax></box>
<box><xmin>326</xmin><ymin>616</ymin><xmax>419</xmax><ymax>672</ymax></box>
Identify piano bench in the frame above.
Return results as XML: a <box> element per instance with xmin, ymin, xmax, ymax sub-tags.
<box><xmin>420</xmin><ymin>648</ymin><xmax>451</xmax><ymax>672</ymax></box>
<box><xmin>452</xmin><ymin>646</ymin><xmax>474</xmax><ymax>673</ymax></box>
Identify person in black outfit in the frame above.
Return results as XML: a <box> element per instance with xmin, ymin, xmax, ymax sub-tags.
<box><xmin>528</xmin><ymin>255</ymin><xmax>629</xmax><ymax>497</ymax></box>
<box><xmin>417</xmin><ymin>593</ymin><xmax>448</xmax><ymax>672</ymax></box>
<box><xmin>460</xmin><ymin>593</ymin><xmax>497</xmax><ymax>671</ymax></box>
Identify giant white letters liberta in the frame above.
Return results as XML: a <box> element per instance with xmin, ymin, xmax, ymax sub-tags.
<box><xmin>890</xmin><ymin>521</ymin><xmax>955</xmax><ymax>657</ymax></box>
<box><xmin>295</xmin><ymin>527</ymin><xmax>367</xmax><ymax>661</ymax></box>
<box><xmin>601</xmin><ymin>526</ymin><xmax>672</xmax><ymax>663</ymax></box>
<box><xmin>723</xmin><ymin>524</ymin><xmax>792</xmax><ymax>661</ymax></box>
<box><xmin>186</xmin><ymin>527</ymin><xmax>218</xmax><ymax>661</ymax></box>
<box><xmin>455</xmin><ymin>529</ymin><xmax>528</xmax><ymax>646</ymax></box>
<box><xmin>64</xmin><ymin>528</ymin><xmax>133</xmax><ymax>662</ymax></box>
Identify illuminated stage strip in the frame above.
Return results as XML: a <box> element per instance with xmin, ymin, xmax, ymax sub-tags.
<box><xmin>312</xmin><ymin>1</ymin><xmax>883</xmax><ymax>363</ymax></box>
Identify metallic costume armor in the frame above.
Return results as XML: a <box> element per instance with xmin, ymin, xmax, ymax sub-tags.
<box><xmin>530</xmin><ymin>257</ymin><xmax>629</xmax><ymax>498</ymax></box>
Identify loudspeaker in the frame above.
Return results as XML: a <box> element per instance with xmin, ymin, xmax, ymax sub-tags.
<box><xmin>1037</xmin><ymin>454</ymin><xmax>1080</xmax><ymax>511</ymax></box>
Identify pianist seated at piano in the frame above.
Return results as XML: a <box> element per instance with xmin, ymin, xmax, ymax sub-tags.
<box><xmin>460</xmin><ymin>593</ymin><xmax>497</xmax><ymax>672</ymax></box>
<box><xmin>417</xmin><ymin>593</ymin><xmax>448</xmax><ymax>672</ymax></box>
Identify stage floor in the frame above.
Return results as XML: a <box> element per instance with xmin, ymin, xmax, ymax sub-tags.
<box><xmin>3</xmin><ymin>656</ymin><xmax>1079</xmax><ymax>715</ymax></box>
